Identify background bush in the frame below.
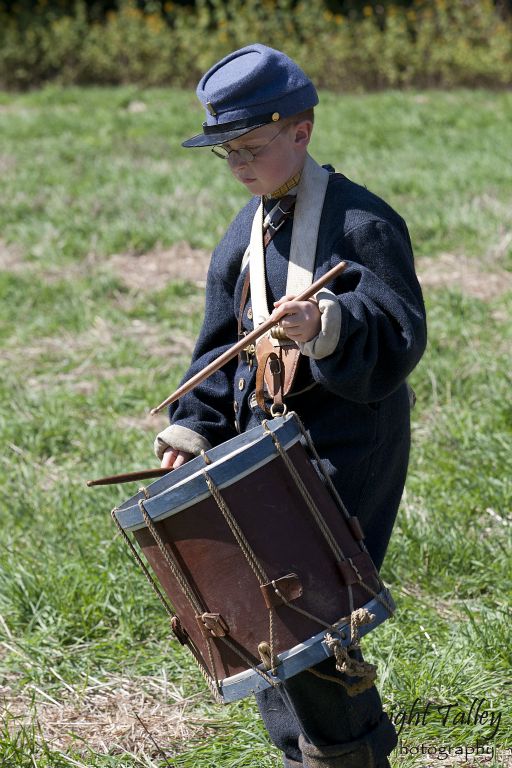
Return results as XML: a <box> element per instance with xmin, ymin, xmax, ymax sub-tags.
<box><xmin>0</xmin><ymin>0</ymin><xmax>511</xmax><ymax>90</ymax></box>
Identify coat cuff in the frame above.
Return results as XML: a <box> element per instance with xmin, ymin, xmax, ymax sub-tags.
<box><xmin>154</xmin><ymin>424</ymin><xmax>212</xmax><ymax>460</ymax></box>
<box><xmin>298</xmin><ymin>288</ymin><xmax>342</xmax><ymax>360</ymax></box>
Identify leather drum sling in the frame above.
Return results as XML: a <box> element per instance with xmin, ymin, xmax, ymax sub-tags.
<box><xmin>244</xmin><ymin>156</ymin><xmax>337</xmax><ymax>413</ymax></box>
<box><xmin>237</xmin><ymin>194</ymin><xmax>302</xmax><ymax>413</ymax></box>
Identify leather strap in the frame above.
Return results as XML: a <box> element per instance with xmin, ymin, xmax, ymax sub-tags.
<box><xmin>257</xmin><ymin>171</ymin><xmax>347</xmax><ymax>410</ymax></box>
<box><xmin>263</xmin><ymin>194</ymin><xmax>296</xmax><ymax>247</ymax></box>
<box><xmin>255</xmin><ymin>348</ymin><xmax>283</xmax><ymax>412</ymax></box>
<box><xmin>237</xmin><ymin>269</ymin><xmax>252</xmax><ymax>342</ymax></box>
<box><xmin>241</xmin><ymin>195</ymin><xmax>304</xmax><ymax>412</ymax></box>
<box><xmin>238</xmin><ymin>195</ymin><xmax>296</xmax><ymax>350</ymax></box>
<box><xmin>255</xmin><ymin>336</ymin><xmax>301</xmax><ymax>413</ymax></box>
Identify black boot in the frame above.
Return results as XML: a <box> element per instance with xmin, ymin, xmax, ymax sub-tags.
<box><xmin>298</xmin><ymin>713</ymin><xmax>397</xmax><ymax>768</ymax></box>
<box><xmin>299</xmin><ymin>736</ymin><xmax>374</xmax><ymax>768</ymax></box>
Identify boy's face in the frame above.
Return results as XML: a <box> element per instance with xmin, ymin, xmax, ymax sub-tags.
<box><xmin>221</xmin><ymin>120</ymin><xmax>312</xmax><ymax>197</ymax></box>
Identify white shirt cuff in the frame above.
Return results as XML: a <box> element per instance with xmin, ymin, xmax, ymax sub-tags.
<box><xmin>154</xmin><ymin>424</ymin><xmax>212</xmax><ymax>460</ymax></box>
<box><xmin>298</xmin><ymin>288</ymin><xmax>342</xmax><ymax>360</ymax></box>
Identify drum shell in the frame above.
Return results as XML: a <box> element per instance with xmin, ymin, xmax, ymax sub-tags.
<box><xmin>128</xmin><ymin>428</ymin><xmax>381</xmax><ymax>683</ymax></box>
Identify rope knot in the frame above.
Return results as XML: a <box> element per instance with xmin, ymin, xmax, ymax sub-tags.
<box><xmin>349</xmin><ymin>607</ymin><xmax>375</xmax><ymax>646</ymax></box>
<box><xmin>323</xmin><ymin>607</ymin><xmax>378</xmax><ymax>697</ymax></box>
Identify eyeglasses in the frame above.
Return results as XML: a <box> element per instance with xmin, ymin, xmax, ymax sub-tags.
<box><xmin>211</xmin><ymin>124</ymin><xmax>288</xmax><ymax>162</ymax></box>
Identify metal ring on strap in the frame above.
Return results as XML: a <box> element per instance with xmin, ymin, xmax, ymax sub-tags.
<box><xmin>270</xmin><ymin>402</ymin><xmax>288</xmax><ymax>417</ymax></box>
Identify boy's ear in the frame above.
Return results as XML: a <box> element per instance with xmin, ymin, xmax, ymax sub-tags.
<box><xmin>293</xmin><ymin>120</ymin><xmax>313</xmax><ymax>148</ymax></box>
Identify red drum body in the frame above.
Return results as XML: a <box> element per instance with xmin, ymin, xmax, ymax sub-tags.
<box><xmin>113</xmin><ymin>413</ymin><xmax>394</xmax><ymax>703</ymax></box>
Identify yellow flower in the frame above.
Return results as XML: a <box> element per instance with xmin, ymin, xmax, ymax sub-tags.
<box><xmin>363</xmin><ymin>5</ymin><xmax>373</xmax><ymax>17</ymax></box>
<box><xmin>146</xmin><ymin>14</ymin><xmax>164</xmax><ymax>32</ymax></box>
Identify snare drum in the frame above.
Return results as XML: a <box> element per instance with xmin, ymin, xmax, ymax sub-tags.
<box><xmin>113</xmin><ymin>412</ymin><xmax>394</xmax><ymax>703</ymax></box>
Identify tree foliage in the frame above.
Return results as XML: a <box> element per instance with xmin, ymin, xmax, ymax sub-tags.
<box><xmin>0</xmin><ymin>0</ymin><xmax>511</xmax><ymax>89</ymax></box>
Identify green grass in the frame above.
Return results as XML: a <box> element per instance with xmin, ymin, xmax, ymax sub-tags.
<box><xmin>0</xmin><ymin>86</ymin><xmax>511</xmax><ymax>767</ymax></box>
<box><xmin>1</xmin><ymin>88</ymin><xmax>511</xmax><ymax>262</ymax></box>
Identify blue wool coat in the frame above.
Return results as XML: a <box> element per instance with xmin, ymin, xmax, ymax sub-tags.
<box><xmin>169</xmin><ymin>172</ymin><xmax>427</xmax><ymax>569</ymax></box>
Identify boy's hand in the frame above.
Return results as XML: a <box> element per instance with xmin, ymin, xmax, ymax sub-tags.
<box><xmin>272</xmin><ymin>296</ymin><xmax>321</xmax><ymax>342</ymax></box>
<box><xmin>161</xmin><ymin>448</ymin><xmax>194</xmax><ymax>469</ymax></box>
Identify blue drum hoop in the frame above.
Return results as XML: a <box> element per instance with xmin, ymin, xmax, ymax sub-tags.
<box><xmin>115</xmin><ymin>414</ymin><xmax>301</xmax><ymax>531</ymax></box>
<box><xmin>220</xmin><ymin>588</ymin><xmax>394</xmax><ymax>702</ymax></box>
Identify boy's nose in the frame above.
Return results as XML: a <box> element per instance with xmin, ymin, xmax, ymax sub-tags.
<box><xmin>227</xmin><ymin>151</ymin><xmax>248</xmax><ymax>169</ymax></box>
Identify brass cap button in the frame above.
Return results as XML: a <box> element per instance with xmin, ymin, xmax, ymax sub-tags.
<box><xmin>238</xmin><ymin>378</ymin><xmax>245</xmax><ymax>391</ymax></box>
<box><xmin>247</xmin><ymin>308</ymin><xmax>253</xmax><ymax>320</ymax></box>
<box><xmin>233</xmin><ymin>401</ymin><xmax>239</xmax><ymax>413</ymax></box>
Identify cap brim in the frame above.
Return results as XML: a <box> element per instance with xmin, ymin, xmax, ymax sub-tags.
<box><xmin>182</xmin><ymin>120</ymin><xmax>269</xmax><ymax>148</ymax></box>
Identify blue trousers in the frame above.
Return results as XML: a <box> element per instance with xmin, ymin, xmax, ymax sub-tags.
<box><xmin>255</xmin><ymin>652</ymin><xmax>397</xmax><ymax>767</ymax></box>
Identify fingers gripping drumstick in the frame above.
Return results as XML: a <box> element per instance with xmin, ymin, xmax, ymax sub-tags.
<box><xmin>150</xmin><ymin>261</ymin><xmax>347</xmax><ymax>415</ymax></box>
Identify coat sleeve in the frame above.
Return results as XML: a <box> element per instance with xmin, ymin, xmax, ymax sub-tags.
<box><xmin>163</xmin><ymin>251</ymin><xmax>240</xmax><ymax>449</ymax></box>
<box><xmin>306</xmin><ymin>217</ymin><xmax>427</xmax><ymax>402</ymax></box>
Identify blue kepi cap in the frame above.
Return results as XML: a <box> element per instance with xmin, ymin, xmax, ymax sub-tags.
<box><xmin>182</xmin><ymin>43</ymin><xmax>319</xmax><ymax>148</ymax></box>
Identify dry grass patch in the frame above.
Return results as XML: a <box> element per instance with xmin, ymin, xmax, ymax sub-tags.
<box><xmin>108</xmin><ymin>240</ymin><xmax>512</xmax><ymax>303</ymax></box>
<box><xmin>2</xmin><ymin>322</ymin><xmax>114</xmax><ymax>363</ymax></box>
<box><xmin>117</xmin><ymin>320</ymin><xmax>196</xmax><ymax>359</ymax></box>
<box><xmin>398</xmin><ymin>584</ymin><xmax>466</xmax><ymax>624</ymax></box>
<box><xmin>118</xmin><ymin>412</ymin><xmax>169</xmax><ymax>434</ymax></box>
<box><xmin>0</xmin><ymin>242</ymin><xmax>99</xmax><ymax>284</ymax></box>
<box><xmin>1</xmin><ymin>672</ymin><xmax>215</xmax><ymax>761</ymax></box>
<box><xmin>0</xmin><ymin>239</ymin><xmax>25</xmax><ymax>273</ymax></box>
<box><xmin>4</xmin><ymin>319</ymin><xmax>195</xmax><ymax>394</ymax></box>
<box><xmin>0</xmin><ymin>239</ymin><xmax>211</xmax><ymax>293</ymax></box>
<box><xmin>0</xmin><ymin>154</ymin><xmax>16</xmax><ymax>173</ymax></box>
<box><xmin>417</xmin><ymin>242</ymin><xmax>512</xmax><ymax>301</ymax></box>
<box><xmin>107</xmin><ymin>242</ymin><xmax>211</xmax><ymax>290</ymax></box>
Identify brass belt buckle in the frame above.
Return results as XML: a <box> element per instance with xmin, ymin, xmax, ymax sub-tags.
<box><xmin>241</xmin><ymin>342</ymin><xmax>256</xmax><ymax>366</ymax></box>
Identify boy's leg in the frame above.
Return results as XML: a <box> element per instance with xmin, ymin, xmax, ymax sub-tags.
<box><xmin>255</xmin><ymin>652</ymin><xmax>397</xmax><ymax>767</ymax></box>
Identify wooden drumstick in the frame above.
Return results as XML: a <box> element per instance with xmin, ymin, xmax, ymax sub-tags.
<box><xmin>150</xmin><ymin>260</ymin><xmax>348</xmax><ymax>415</ymax></box>
<box><xmin>86</xmin><ymin>467</ymin><xmax>172</xmax><ymax>486</ymax></box>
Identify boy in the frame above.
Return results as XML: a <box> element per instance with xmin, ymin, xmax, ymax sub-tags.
<box><xmin>154</xmin><ymin>44</ymin><xmax>427</xmax><ymax>768</ymax></box>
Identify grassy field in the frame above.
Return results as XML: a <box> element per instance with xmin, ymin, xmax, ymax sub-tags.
<box><xmin>0</xmin><ymin>87</ymin><xmax>511</xmax><ymax>768</ymax></box>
